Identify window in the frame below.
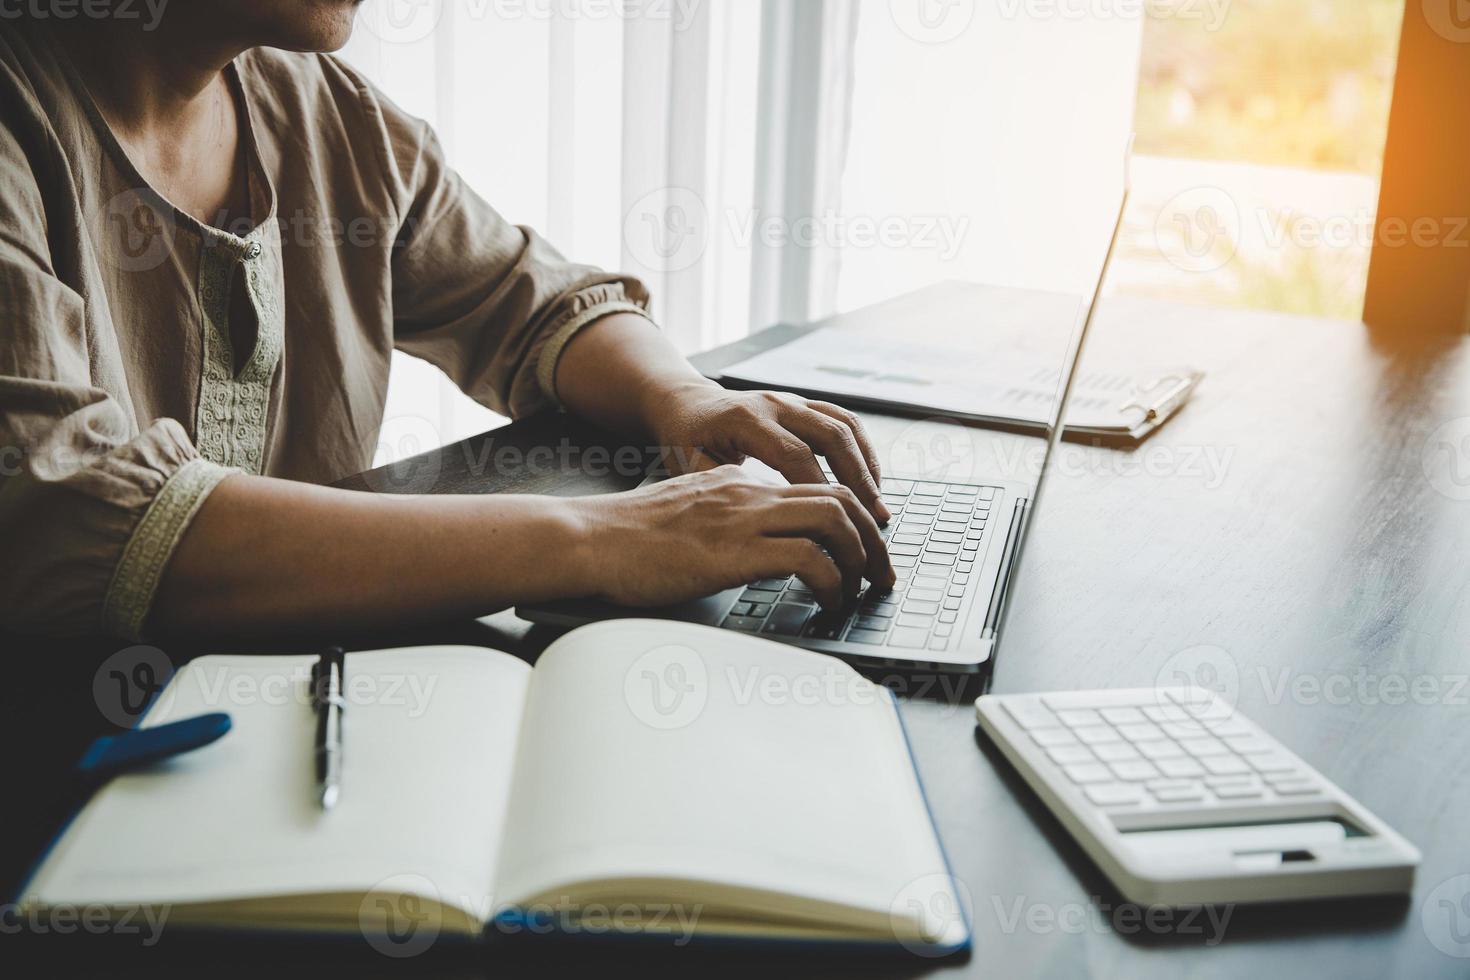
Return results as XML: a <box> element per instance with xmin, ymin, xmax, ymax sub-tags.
<box><xmin>833</xmin><ymin>3</ymin><xmax>1140</xmax><ymax>315</ymax></box>
<box><xmin>1122</xmin><ymin>0</ymin><xmax>1405</xmax><ymax>320</ymax></box>
<box><xmin>830</xmin><ymin>1</ymin><xmax>1406</xmax><ymax>323</ymax></box>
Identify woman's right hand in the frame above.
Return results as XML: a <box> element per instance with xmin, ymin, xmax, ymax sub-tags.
<box><xmin>570</xmin><ymin>465</ymin><xmax>896</xmax><ymax>611</ymax></box>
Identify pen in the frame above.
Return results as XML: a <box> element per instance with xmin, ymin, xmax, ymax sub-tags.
<box><xmin>311</xmin><ymin>646</ymin><xmax>346</xmax><ymax>811</ymax></box>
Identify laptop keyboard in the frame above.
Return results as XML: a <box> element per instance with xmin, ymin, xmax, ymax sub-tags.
<box><xmin>719</xmin><ymin>478</ymin><xmax>1001</xmax><ymax>652</ymax></box>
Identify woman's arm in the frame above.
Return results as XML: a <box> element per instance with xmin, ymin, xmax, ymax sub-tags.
<box><xmin>556</xmin><ymin>313</ymin><xmax>893</xmax><ymax>523</ymax></box>
<box><xmin>151</xmin><ymin>475</ymin><xmax>592</xmax><ymax>637</ymax></box>
<box><xmin>151</xmin><ymin>311</ymin><xmax>901</xmax><ymax>638</ymax></box>
<box><xmin>151</xmin><ymin>465</ymin><xmax>893</xmax><ymax>639</ymax></box>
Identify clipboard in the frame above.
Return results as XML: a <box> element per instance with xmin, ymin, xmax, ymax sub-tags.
<box><xmin>716</xmin><ymin>328</ymin><xmax>1204</xmax><ymax>447</ymax></box>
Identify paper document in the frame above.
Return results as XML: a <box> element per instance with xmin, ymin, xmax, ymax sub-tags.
<box><xmin>722</xmin><ymin>327</ymin><xmax>1166</xmax><ymax>432</ymax></box>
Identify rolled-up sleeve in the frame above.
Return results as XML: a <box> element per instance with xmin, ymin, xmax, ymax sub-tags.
<box><xmin>361</xmin><ymin>76</ymin><xmax>655</xmax><ymax>418</ymax></box>
<box><xmin>0</xmin><ymin>125</ymin><xmax>231</xmax><ymax>640</ymax></box>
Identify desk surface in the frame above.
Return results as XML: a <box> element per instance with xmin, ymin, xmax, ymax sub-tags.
<box><xmin>9</xmin><ymin>284</ymin><xmax>1470</xmax><ymax>978</ymax></box>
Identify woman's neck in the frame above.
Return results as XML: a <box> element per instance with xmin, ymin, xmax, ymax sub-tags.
<box><xmin>50</xmin><ymin>17</ymin><xmax>253</xmax><ymax>228</ymax></box>
<box><xmin>50</xmin><ymin>16</ymin><xmax>246</xmax><ymax>141</ymax></box>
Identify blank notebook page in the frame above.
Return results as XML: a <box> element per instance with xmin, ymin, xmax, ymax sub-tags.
<box><xmin>27</xmin><ymin>649</ymin><xmax>530</xmax><ymax>917</ymax></box>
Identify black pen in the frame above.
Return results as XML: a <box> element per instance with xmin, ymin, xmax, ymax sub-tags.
<box><xmin>311</xmin><ymin>646</ymin><xmax>346</xmax><ymax>811</ymax></box>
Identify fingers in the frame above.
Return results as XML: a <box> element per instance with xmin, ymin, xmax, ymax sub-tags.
<box><xmin>752</xmin><ymin>539</ymin><xmax>845</xmax><ymax>609</ymax></box>
<box><xmin>761</xmin><ymin>497</ymin><xmax>869</xmax><ymax>600</ymax></box>
<box><xmin>730</xmin><ymin>414</ymin><xmax>831</xmax><ymax>490</ymax></box>
<box><xmin>768</xmin><ymin>405</ymin><xmax>889</xmax><ymax>525</ymax></box>
<box><xmin>808</xmin><ymin>401</ymin><xmax>883</xmax><ymax>485</ymax></box>
<box><xmin>783</xmin><ymin>483</ymin><xmax>896</xmax><ymax>589</ymax></box>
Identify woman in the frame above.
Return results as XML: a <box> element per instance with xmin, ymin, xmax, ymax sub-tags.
<box><xmin>0</xmin><ymin>1</ymin><xmax>894</xmax><ymax>641</ymax></box>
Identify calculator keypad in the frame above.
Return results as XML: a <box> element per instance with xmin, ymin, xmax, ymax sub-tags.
<box><xmin>1002</xmin><ymin>689</ymin><xmax>1325</xmax><ymax>812</ymax></box>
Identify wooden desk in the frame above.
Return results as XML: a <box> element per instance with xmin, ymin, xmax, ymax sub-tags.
<box><xmin>8</xmin><ymin>285</ymin><xmax>1469</xmax><ymax>977</ymax></box>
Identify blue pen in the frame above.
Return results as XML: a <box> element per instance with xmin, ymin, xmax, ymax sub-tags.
<box><xmin>75</xmin><ymin>713</ymin><xmax>233</xmax><ymax>780</ymax></box>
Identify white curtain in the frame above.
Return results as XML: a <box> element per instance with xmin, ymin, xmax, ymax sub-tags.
<box><xmin>343</xmin><ymin>0</ymin><xmax>775</xmax><ymax>461</ymax></box>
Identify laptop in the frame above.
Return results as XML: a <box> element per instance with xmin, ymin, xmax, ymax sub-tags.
<box><xmin>520</xmin><ymin>161</ymin><xmax>1131</xmax><ymax>674</ymax></box>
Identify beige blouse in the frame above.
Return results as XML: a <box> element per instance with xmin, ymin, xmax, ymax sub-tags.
<box><xmin>0</xmin><ymin>22</ymin><xmax>654</xmax><ymax>640</ymax></box>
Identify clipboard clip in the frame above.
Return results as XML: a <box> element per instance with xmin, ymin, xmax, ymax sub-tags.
<box><xmin>1118</xmin><ymin>372</ymin><xmax>1199</xmax><ymax>426</ymax></box>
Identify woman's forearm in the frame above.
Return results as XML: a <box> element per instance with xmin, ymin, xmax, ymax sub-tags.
<box><xmin>146</xmin><ymin>316</ymin><xmax>896</xmax><ymax>642</ymax></box>
<box><xmin>151</xmin><ymin>474</ymin><xmax>595</xmax><ymax>638</ymax></box>
<box><xmin>555</xmin><ymin>312</ymin><xmax>715</xmax><ymax>440</ymax></box>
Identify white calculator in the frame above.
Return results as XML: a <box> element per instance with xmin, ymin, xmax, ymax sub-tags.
<box><xmin>975</xmin><ymin>688</ymin><xmax>1420</xmax><ymax>906</ymax></box>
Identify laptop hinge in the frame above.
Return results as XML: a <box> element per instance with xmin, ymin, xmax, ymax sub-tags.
<box><xmin>981</xmin><ymin>498</ymin><xmax>1029</xmax><ymax>648</ymax></box>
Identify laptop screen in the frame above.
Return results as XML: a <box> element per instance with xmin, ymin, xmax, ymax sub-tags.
<box><xmin>982</xmin><ymin>149</ymin><xmax>1133</xmax><ymax>653</ymax></box>
<box><xmin>1023</xmin><ymin>156</ymin><xmax>1133</xmax><ymax>527</ymax></box>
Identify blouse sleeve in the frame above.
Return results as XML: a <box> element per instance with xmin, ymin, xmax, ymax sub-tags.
<box><xmin>0</xmin><ymin>98</ymin><xmax>232</xmax><ymax>640</ymax></box>
<box><xmin>353</xmin><ymin>67</ymin><xmax>655</xmax><ymax>419</ymax></box>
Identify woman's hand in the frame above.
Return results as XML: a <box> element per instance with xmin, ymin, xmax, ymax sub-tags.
<box><xmin>552</xmin><ymin>313</ymin><xmax>895</xmax><ymax>607</ymax></box>
<box><xmin>646</xmin><ymin>381</ymin><xmax>892</xmax><ymax>524</ymax></box>
<box><xmin>571</xmin><ymin>465</ymin><xmax>897</xmax><ymax>611</ymax></box>
<box><xmin>554</xmin><ymin>314</ymin><xmax>890</xmax><ymax>522</ymax></box>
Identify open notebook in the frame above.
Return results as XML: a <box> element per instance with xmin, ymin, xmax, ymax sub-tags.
<box><xmin>22</xmin><ymin>620</ymin><xmax>968</xmax><ymax>954</ymax></box>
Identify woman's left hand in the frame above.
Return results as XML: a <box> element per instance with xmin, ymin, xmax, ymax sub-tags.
<box><xmin>646</xmin><ymin>382</ymin><xmax>891</xmax><ymax>524</ymax></box>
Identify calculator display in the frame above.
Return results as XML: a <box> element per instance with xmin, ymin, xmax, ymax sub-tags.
<box><xmin>1120</xmin><ymin>817</ymin><xmax>1373</xmax><ymax>871</ymax></box>
<box><xmin>1119</xmin><ymin>816</ymin><xmax>1367</xmax><ymax>837</ymax></box>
